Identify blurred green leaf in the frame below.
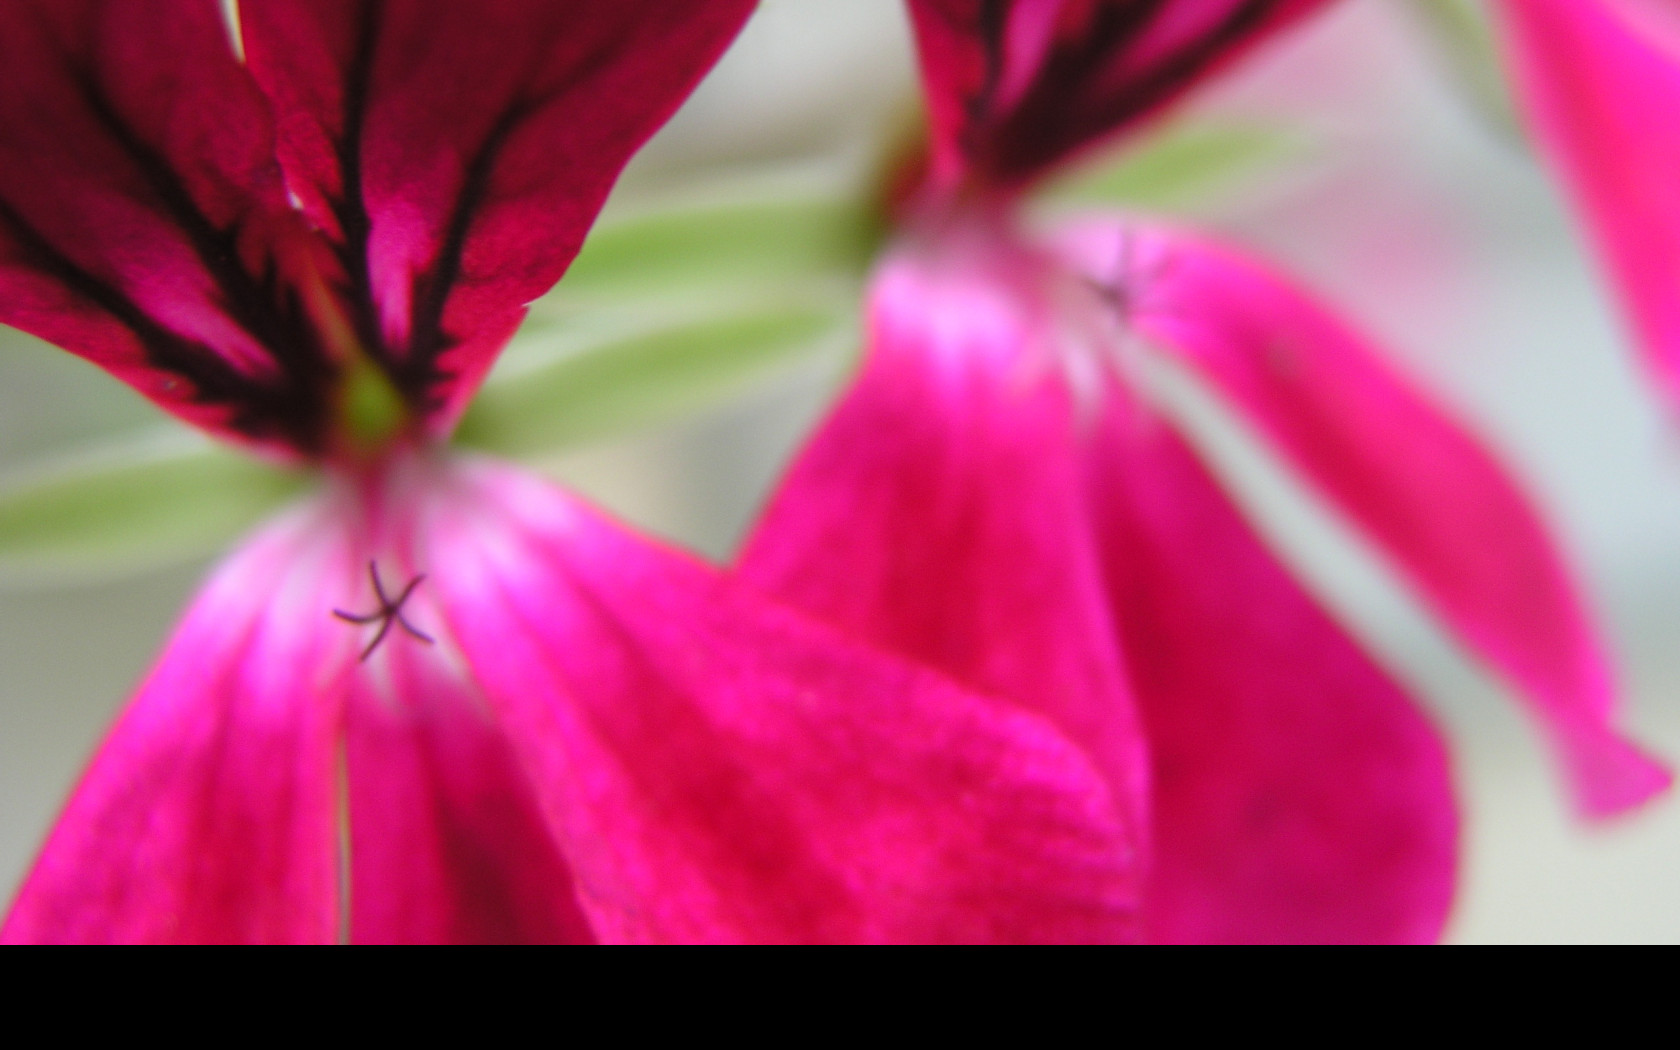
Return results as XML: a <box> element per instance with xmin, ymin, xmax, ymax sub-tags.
<box><xmin>1407</xmin><ymin>0</ymin><xmax>1522</xmax><ymax>144</ymax></box>
<box><xmin>547</xmin><ymin>193</ymin><xmax>877</xmax><ymax>310</ymax></box>
<box><xmin>1046</xmin><ymin>120</ymin><xmax>1308</xmax><ymax>210</ymax></box>
<box><xmin>458</xmin><ymin>306</ymin><xmax>849</xmax><ymax>458</ymax></box>
<box><xmin>0</xmin><ymin>433</ymin><xmax>304</xmax><ymax>587</ymax></box>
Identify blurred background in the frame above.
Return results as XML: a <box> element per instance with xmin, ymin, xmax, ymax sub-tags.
<box><xmin>1</xmin><ymin>0</ymin><xmax>1675</xmax><ymax>942</ymax></box>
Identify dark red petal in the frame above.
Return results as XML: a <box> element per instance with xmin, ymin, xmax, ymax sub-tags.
<box><xmin>908</xmin><ymin>0</ymin><xmax>1333</xmax><ymax>189</ymax></box>
<box><xmin>739</xmin><ymin>241</ymin><xmax>1152</xmax><ymax>876</ymax></box>
<box><xmin>1</xmin><ymin>499</ymin><xmax>355</xmax><ymax>944</ymax></box>
<box><xmin>240</xmin><ymin>0</ymin><xmax>755</xmax><ymax>436</ymax></box>
<box><xmin>0</xmin><ymin>0</ymin><xmax>338</xmax><ymax>456</ymax></box>
<box><xmin>415</xmin><ymin>457</ymin><xmax>1140</xmax><ymax>943</ymax></box>
<box><xmin>345</xmin><ymin>636</ymin><xmax>595</xmax><ymax>944</ymax></box>
<box><xmin>1087</xmin><ymin>387</ymin><xmax>1458</xmax><ymax>944</ymax></box>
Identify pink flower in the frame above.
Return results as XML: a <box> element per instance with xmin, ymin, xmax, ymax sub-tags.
<box><xmin>738</xmin><ymin>0</ymin><xmax>1671</xmax><ymax>942</ymax></box>
<box><xmin>1492</xmin><ymin>0</ymin><xmax>1680</xmax><ymax>416</ymax></box>
<box><xmin>0</xmin><ymin>0</ymin><xmax>1143</xmax><ymax>943</ymax></box>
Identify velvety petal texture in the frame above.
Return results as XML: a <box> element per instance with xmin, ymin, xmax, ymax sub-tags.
<box><xmin>2</xmin><ymin>497</ymin><xmax>359</xmax><ymax>944</ymax></box>
<box><xmin>241</xmin><ymin>0</ymin><xmax>757</xmax><ymax>435</ymax></box>
<box><xmin>1495</xmin><ymin>0</ymin><xmax>1680</xmax><ymax>417</ymax></box>
<box><xmin>907</xmin><ymin>0</ymin><xmax>1332</xmax><ymax>190</ymax></box>
<box><xmin>414</xmin><ymin>456</ymin><xmax>1141</xmax><ymax>943</ymax></box>
<box><xmin>741</xmin><ymin>226</ymin><xmax>1459</xmax><ymax>940</ymax></box>
<box><xmin>1086</xmin><ymin>382</ymin><xmax>1456</xmax><ymax>944</ymax></box>
<box><xmin>5</xmin><ymin>0</ymin><xmax>1162</xmax><ymax>944</ymax></box>
<box><xmin>343</xmin><ymin>635</ymin><xmax>597</xmax><ymax>944</ymax></box>
<box><xmin>0</xmin><ymin>0</ymin><xmax>755</xmax><ymax>457</ymax></box>
<box><xmin>8</xmin><ymin>452</ymin><xmax>1145</xmax><ymax>943</ymax></box>
<box><xmin>740</xmin><ymin>234</ymin><xmax>1152</xmax><ymax>868</ymax></box>
<box><xmin>717</xmin><ymin>0</ymin><xmax>1668</xmax><ymax>942</ymax></box>
<box><xmin>0</xmin><ymin>0</ymin><xmax>332</xmax><ymax>454</ymax></box>
<box><xmin>1058</xmin><ymin>220</ymin><xmax>1671</xmax><ymax>818</ymax></box>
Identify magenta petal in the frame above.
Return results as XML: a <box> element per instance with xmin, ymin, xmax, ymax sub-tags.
<box><xmin>411</xmin><ymin>457</ymin><xmax>1138</xmax><ymax>943</ymax></box>
<box><xmin>1495</xmin><ymin>0</ymin><xmax>1680</xmax><ymax>417</ymax></box>
<box><xmin>2</xmin><ymin>500</ymin><xmax>357</xmax><ymax>944</ymax></box>
<box><xmin>1080</xmin><ymin>221</ymin><xmax>1671</xmax><ymax>817</ymax></box>
<box><xmin>1087</xmin><ymin>390</ymin><xmax>1458</xmax><ymax>944</ymax></box>
<box><xmin>0</xmin><ymin>0</ymin><xmax>336</xmax><ymax>455</ymax></box>
<box><xmin>907</xmin><ymin>0</ymin><xmax>1332</xmax><ymax>189</ymax></box>
<box><xmin>240</xmin><ymin>0</ymin><xmax>754</xmax><ymax>434</ymax></box>
<box><xmin>740</xmin><ymin>245</ymin><xmax>1152</xmax><ymax>873</ymax></box>
<box><xmin>345</xmin><ymin>638</ymin><xmax>594</xmax><ymax>944</ymax></box>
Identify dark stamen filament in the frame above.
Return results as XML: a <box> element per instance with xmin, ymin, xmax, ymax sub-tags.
<box><xmin>333</xmin><ymin>561</ymin><xmax>434</xmax><ymax>661</ymax></box>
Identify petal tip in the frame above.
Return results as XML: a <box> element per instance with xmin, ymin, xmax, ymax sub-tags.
<box><xmin>1562</xmin><ymin>728</ymin><xmax>1673</xmax><ymax>822</ymax></box>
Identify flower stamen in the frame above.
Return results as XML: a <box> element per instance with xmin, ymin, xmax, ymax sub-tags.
<box><xmin>333</xmin><ymin>560</ymin><xmax>434</xmax><ymax>661</ymax></box>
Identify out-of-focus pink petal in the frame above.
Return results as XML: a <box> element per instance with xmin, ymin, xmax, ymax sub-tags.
<box><xmin>1071</xmin><ymin>221</ymin><xmax>1671</xmax><ymax>817</ymax></box>
<box><xmin>738</xmin><ymin>240</ymin><xmax>1151</xmax><ymax>871</ymax></box>
<box><xmin>240</xmin><ymin>0</ymin><xmax>755</xmax><ymax>435</ymax></box>
<box><xmin>1494</xmin><ymin>0</ymin><xmax>1680</xmax><ymax>417</ymax></box>
<box><xmin>344</xmin><ymin>636</ymin><xmax>595</xmax><ymax>945</ymax></box>
<box><xmin>0</xmin><ymin>0</ymin><xmax>338</xmax><ymax>456</ymax></box>
<box><xmin>408</xmin><ymin>455</ymin><xmax>1139</xmax><ymax>944</ymax></box>
<box><xmin>1</xmin><ymin>497</ymin><xmax>358</xmax><ymax>944</ymax></box>
<box><xmin>1086</xmin><ymin>386</ymin><xmax>1457</xmax><ymax>943</ymax></box>
<box><xmin>907</xmin><ymin>0</ymin><xmax>1332</xmax><ymax>190</ymax></box>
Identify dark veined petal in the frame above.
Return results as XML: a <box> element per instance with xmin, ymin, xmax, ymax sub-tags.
<box><xmin>412</xmin><ymin>456</ymin><xmax>1140</xmax><ymax>944</ymax></box>
<box><xmin>240</xmin><ymin>0</ymin><xmax>756</xmax><ymax>437</ymax></box>
<box><xmin>1</xmin><ymin>496</ymin><xmax>358</xmax><ymax>944</ymax></box>
<box><xmin>1085</xmin><ymin>387</ymin><xmax>1457</xmax><ymax>944</ymax></box>
<box><xmin>1494</xmin><ymin>0</ymin><xmax>1680</xmax><ymax>418</ymax></box>
<box><xmin>907</xmin><ymin>0</ymin><xmax>1332</xmax><ymax>190</ymax></box>
<box><xmin>0</xmin><ymin>0</ymin><xmax>338</xmax><ymax>455</ymax></box>
<box><xmin>1074</xmin><ymin>220</ymin><xmax>1671</xmax><ymax>818</ymax></box>
<box><xmin>738</xmin><ymin>239</ymin><xmax>1152</xmax><ymax>883</ymax></box>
